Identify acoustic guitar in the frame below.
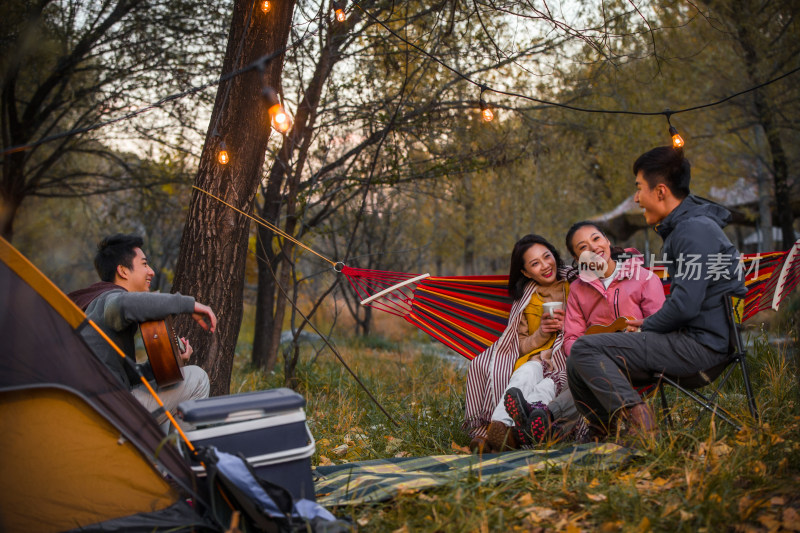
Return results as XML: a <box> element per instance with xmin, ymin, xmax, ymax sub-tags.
<box><xmin>585</xmin><ymin>316</ymin><xmax>636</xmax><ymax>336</ymax></box>
<box><xmin>140</xmin><ymin>315</ymin><xmax>185</xmax><ymax>387</ymax></box>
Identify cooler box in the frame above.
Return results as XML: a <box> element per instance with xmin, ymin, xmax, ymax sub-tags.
<box><xmin>177</xmin><ymin>388</ymin><xmax>316</xmax><ymax>501</ymax></box>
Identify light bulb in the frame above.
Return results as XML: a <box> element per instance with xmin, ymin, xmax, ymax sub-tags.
<box><xmin>263</xmin><ymin>87</ymin><xmax>293</xmax><ymax>133</ymax></box>
<box><xmin>669</xmin><ymin>125</ymin><xmax>684</xmax><ymax>149</ymax></box>
<box><xmin>269</xmin><ymin>103</ymin><xmax>292</xmax><ymax>133</ymax></box>
<box><xmin>217</xmin><ymin>149</ymin><xmax>229</xmax><ymax>165</ymax></box>
<box><xmin>480</xmin><ymin>99</ymin><xmax>494</xmax><ymax>122</ymax></box>
<box><xmin>335</xmin><ymin>7</ymin><xmax>346</xmax><ymax>22</ymax></box>
<box><xmin>261</xmin><ymin>0</ymin><xmax>271</xmax><ymax>13</ymax></box>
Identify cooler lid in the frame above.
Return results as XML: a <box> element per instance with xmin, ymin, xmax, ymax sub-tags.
<box><xmin>177</xmin><ymin>388</ymin><xmax>306</xmax><ymax>423</ymax></box>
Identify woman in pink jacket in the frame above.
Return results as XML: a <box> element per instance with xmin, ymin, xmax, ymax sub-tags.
<box><xmin>513</xmin><ymin>221</ymin><xmax>666</xmax><ymax>442</ymax></box>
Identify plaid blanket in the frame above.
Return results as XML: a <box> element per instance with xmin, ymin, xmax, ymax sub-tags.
<box><xmin>314</xmin><ymin>443</ymin><xmax>641</xmax><ymax>506</ymax></box>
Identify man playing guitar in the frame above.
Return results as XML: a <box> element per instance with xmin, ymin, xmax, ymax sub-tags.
<box><xmin>68</xmin><ymin>233</ymin><xmax>217</xmax><ymax>430</ymax></box>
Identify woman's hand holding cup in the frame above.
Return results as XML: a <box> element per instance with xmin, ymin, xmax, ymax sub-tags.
<box><xmin>540</xmin><ymin>302</ymin><xmax>565</xmax><ymax>333</ymax></box>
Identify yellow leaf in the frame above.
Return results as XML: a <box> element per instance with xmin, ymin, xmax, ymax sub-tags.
<box><xmin>757</xmin><ymin>513</ymin><xmax>781</xmax><ymax>532</ymax></box>
<box><xmin>517</xmin><ymin>493</ymin><xmax>535</xmax><ymax>506</ymax></box>
<box><xmin>588</xmin><ymin>478</ymin><xmax>601</xmax><ymax>488</ymax></box>
<box><xmin>712</xmin><ymin>442</ymin><xmax>732</xmax><ymax>456</ymax></box>
<box><xmin>679</xmin><ymin>510</ymin><xmax>694</xmax><ymax>521</ymax></box>
<box><xmin>637</xmin><ymin>516</ymin><xmax>651</xmax><ymax>532</ymax></box>
<box><xmin>752</xmin><ymin>460</ymin><xmax>767</xmax><ymax>476</ymax></box>
<box><xmin>600</xmin><ymin>520</ymin><xmax>623</xmax><ymax>532</ymax></box>
<box><xmin>565</xmin><ymin>524</ymin><xmax>581</xmax><ymax>533</ymax></box>
<box><xmin>318</xmin><ymin>455</ymin><xmax>332</xmax><ymax>466</ymax></box>
<box><xmin>526</xmin><ymin>506</ymin><xmax>557</xmax><ymax>523</ymax></box>
<box><xmin>587</xmin><ymin>493</ymin><xmax>608</xmax><ymax>502</ymax></box>
<box><xmin>783</xmin><ymin>508</ymin><xmax>800</xmax><ymax>532</ymax></box>
<box><xmin>357</xmin><ymin>517</ymin><xmax>369</xmax><ymax>526</ymax></box>
<box><xmin>332</xmin><ymin>444</ymin><xmax>349</xmax><ymax>456</ymax></box>
<box><xmin>451</xmin><ymin>441</ymin><xmax>470</xmax><ymax>454</ymax></box>
<box><xmin>739</xmin><ymin>495</ymin><xmax>764</xmax><ymax>520</ymax></box>
<box><xmin>661</xmin><ymin>501</ymin><xmax>680</xmax><ymax>517</ymax></box>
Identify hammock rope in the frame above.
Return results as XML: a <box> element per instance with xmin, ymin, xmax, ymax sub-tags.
<box><xmin>193</xmin><ymin>186</ymin><xmax>336</xmax><ymax>267</ymax></box>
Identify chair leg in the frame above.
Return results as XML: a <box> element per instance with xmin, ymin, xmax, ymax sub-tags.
<box><xmin>659</xmin><ymin>376</ymin><xmax>743</xmax><ymax>432</ymax></box>
<box><xmin>738</xmin><ymin>355</ymin><xmax>759</xmax><ymax>423</ymax></box>
<box><xmin>658</xmin><ymin>383</ymin><xmax>672</xmax><ymax>429</ymax></box>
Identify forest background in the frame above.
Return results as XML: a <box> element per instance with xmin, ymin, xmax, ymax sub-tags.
<box><xmin>3</xmin><ymin>0</ymin><xmax>799</xmax><ymax>395</ymax></box>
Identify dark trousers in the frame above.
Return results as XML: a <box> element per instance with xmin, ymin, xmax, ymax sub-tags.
<box><xmin>566</xmin><ymin>331</ymin><xmax>727</xmax><ymax>425</ymax></box>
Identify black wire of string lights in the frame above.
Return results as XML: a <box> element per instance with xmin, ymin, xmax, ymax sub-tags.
<box><xmin>1</xmin><ymin>5</ymin><xmax>321</xmax><ymax>159</ymax></box>
<box><xmin>5</xmin><ymin>0</ymin><xmax>800</xmax><ymax>157</ymax></box>
<box><xmin>350</xmin><ymin>0</ymin><xmax>800</xmax><ymax>145</ymax></box>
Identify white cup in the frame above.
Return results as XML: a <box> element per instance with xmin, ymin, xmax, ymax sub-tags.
<box><xmin>542</xmin><ymin>301</ymin><xmax>564</xmax><ymax>317</ymax></box>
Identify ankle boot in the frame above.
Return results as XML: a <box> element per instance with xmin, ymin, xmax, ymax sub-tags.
<box><xmin>623</xmin><ymin>402</ymin><xmax>658</xmax><ymax>439</ymax></box>
<box><xmin>469</xmin><ymin>435</ymin><xmax>491</xmax><ymax>454</ymax></box>
<box><xmin>486</xmin><ymin>421</ymin><xmax>519</xmax><ymax>451</ymax></box>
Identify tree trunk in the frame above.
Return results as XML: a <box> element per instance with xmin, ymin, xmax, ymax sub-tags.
<box><xmin>172</xmin><ymin>0</ymin><xmax>295</xmax><ymax>396</ymax></box>
<box><xmin>730</xmin><ymin>5</ymin><xmax>795</xmax><ymax>250</ymax></box>
<box><xmin>753</xmin><ymin>91</ymin><xmax>794</xmax><ymax>250</ymax></box>
<box><xmin>358</xmin><ymin>305</ymin><xmax>372</xmax><ymax>336</ymax></box>
<box><xmin>754</xmin><ymin>127</ymin><xmax>773</xmax><ymax>252</ymax></box>
<box><xmin>251</xmin><ymin>223</ymin><xmax>279</xmax><ymax>369</ymax></box>
<box><xmin>462</xmin><ymin>175</ymin><xmax>475</xmax><ymax>276</ymax></box>
<box><xmin>0</xmin><ymin>152</ymin><xmax>24</xmax><ymax>239</ymax></box>
<box><xmin>251</xmin><ymin>12</ymin><xmax>357</xmax><ymax>370</ymax></box>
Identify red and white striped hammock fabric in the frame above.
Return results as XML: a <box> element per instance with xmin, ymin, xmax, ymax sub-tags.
<box><xmin>342</xmin><ymin>240</ymin><xmax>800</xmax><ymax>360</ymax></box>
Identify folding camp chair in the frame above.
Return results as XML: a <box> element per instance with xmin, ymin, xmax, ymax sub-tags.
<box><xmin>652</xmin><ymin>294</ymin><xmax>759</xmax><ymax>432</ymax></box>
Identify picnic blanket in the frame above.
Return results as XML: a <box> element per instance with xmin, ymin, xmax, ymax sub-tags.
<box><xmin>314</xmin><ymin>443</ymin><xmax>641</xmax><ymax>506</ymax></box>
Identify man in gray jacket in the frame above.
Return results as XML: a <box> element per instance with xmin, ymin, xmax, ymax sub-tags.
<box><xmin>69</xmin><ymin>233</ymin><xmax>216</xmax><ymax>429</ymax></box>
<box><xmin>566</xmin><ymin>146</ymin><xmax>747</xmax><ymax>441</ymax></box>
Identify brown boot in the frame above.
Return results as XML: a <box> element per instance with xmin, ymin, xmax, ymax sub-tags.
<box><xmin>622</xmin><ymin>402</ymin><xmax>658</xmax><ymax>441</ymax></box>
<box><xmin>486</xmin><ymin>421</ymin><xmax>519</xmax><ymax>451</ymax></box>
<box><xmin>469</xmin><ymin>435</ymin><xmax>491</xmax><ymax>454</ymax></box>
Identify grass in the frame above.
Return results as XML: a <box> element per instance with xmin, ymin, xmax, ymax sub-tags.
<box><xmin>230</xmin><ymin>316</ymin><xmax>800</xmax><ymax>532</ymax></box>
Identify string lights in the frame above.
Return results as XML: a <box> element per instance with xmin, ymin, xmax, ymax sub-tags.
<box><xmin>263</xmin><ymin>87</ymin><xmax>293</xmax><ymax>133</ymax></box>
<box><xmin>665</xmin><ymin>111</ymin><xmax>684</xmax><ymax>149</ymax></box>
<box><xmin>479</xmin><ymin>86</ymin><xmax>494</xmax><ymax>122</ymax></box>
<box><xmin>333</xmin><ymin>0</ymin><xmax>346</xmax><ymax>22</ymax></box>
<box><xmin>217</xmin><ymin>140</ymin><xmax>230</xmax><ymax>164</ymax></box>
<box><xmin>4</xmin><ymin>0</ymin><xmax>800</xmax><ymax>158</ymax></box>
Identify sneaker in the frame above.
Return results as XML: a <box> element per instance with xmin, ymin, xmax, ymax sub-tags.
<box><xmin>527</xmin><ymin>402</ymin><xmax>554</xmax><ymax>442</ymax></box>
<box><xmin>512</xmin><ymin>424</ymin><xmax>531</xmax><ymax>446</ymax></box>
<box><xmin>503</xmin><ymin>387</ymin><xmax>531</xmax><ymax>428</ymax></box>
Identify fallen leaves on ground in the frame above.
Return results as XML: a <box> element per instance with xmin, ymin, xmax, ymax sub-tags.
<box><xmin>451</xmin><ymin>441</ymin><xmax>470</xmax><ymax>454</ymax></box>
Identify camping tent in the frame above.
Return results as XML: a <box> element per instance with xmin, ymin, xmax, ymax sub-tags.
<box><xmin>0</xmin><ymin>236</ymin><xmax>214</xmax><ymax>532</ymax></box>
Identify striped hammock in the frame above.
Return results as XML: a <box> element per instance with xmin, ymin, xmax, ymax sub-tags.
<box><xmin>342</xmin><ymin>240</ymin><xmax>800</xmax><ymax>360</ymax></box>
